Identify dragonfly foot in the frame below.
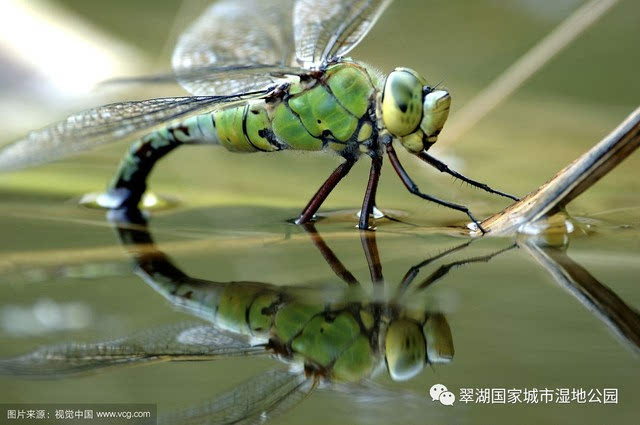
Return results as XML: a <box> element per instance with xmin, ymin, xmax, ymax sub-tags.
<box><xmin>293</xmin><ymin>214</ymin><xmax>320</xmax><ymax>225</ymax></box>
<box><xmin>356</xmin><ymin>206</ymin><xmax>384</xmax><ymax>220</ymax></box>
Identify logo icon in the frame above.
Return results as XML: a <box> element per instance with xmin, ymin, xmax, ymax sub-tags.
<box><xmin>430</xmin><ymin>384</ymin><xmax>456</xmax><ymax>406</ymax></box>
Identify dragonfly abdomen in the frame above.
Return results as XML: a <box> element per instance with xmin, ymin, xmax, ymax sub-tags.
<box><xmin>210</xmin><ymin>103</ymin><xmax>281</xmax><ymax>153</ymax></box>
<box><xmin>122</xmin><ymin>103</ymin><xmax>282</xmax><ymax>155</ymax></box>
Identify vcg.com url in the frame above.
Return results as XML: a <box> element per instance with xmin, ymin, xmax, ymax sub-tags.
<box><xmin>94</xmin><ymin>410</ymin><xmax>152</xmax><ymax>420</ymax></box>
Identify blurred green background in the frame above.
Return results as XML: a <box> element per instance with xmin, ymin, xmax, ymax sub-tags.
<box><xmin>0</xmin><ymin>1</ymin><xmax>638</xmax><ymax>424</ymax></box>
<box><xmin>1</xmin><ymin>0</ymin><xmax>638</xmax><ymax>217</ymax></box>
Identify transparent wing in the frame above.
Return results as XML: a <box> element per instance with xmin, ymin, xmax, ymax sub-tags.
<box><xmin>0</xmin><ymin>90</ymin><xmax>269</xmax><ymax>172</ymax></box>
<box><xmin>0</xmin><ymin>323</ymin><xmax>265</xmax><ymax>378</ymax></box>
<box><xmin>103</xmin><ymin>64</ymin><xmax>308</xmax><ymax>91</ymax></box>
<box><xmin>294</xmin><ymin>0</ymin><xmax>393</xmax><ymax>66</ymax></box>
<box><xmin>160</xmin><ymin>368</ymin><xmax>316</xmax><ymax>425</ymax></box>
<box><xmin>172</xmin><ymin>0</ymin><xmax>304</xmax><ymax>95</ymax></box>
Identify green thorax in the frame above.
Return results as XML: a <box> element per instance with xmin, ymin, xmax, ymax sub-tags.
<box><xmin>214</xmin><ymin>282</ymin><xmax>378</xmax><ymax>382</ymax></box>
<box><xmin>204</xmin><ymin>61</ymin><xmax>378</xmax><ymax>155</ymax></box>
<box><xmin>151</xmin><ymin>274</ymin><xmax>379</xmax><ymax>382</ymax></box>
<box><xmin>272</xmin><ymin>61</ymin><xmax>377</xmax><ymax>152</ymax></box>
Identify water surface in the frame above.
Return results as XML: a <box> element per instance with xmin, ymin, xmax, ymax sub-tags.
<box><xmin>1</xmin><ymin>1</ymin><xmax>639</xmax><ymax>424</ymax></box>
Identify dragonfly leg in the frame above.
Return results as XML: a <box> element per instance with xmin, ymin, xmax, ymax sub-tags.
<box><xmin>295</xmin><ymin>159</ymin><xmax>356</xmax><ymax>224</ymax></box>
<box><xmin>105</xmin><ymin>138</ymin><xmax>182</xmax><ymax>209</ymax></box>
<box><xmin>385</xmin><ymin>144</ymin><xmax>487</xmax><ymax>234</ymax></box>
<box><xmin>301</xmin><ymin>223</ymin><xmax>360</xmax><ymax>286</ymax></box>
<box><xmin>360</xmin><ymin>230</ymin><xmax>384</xmax><ymax>286</ymax></box>
<box><xmin>359</xmin><ymin>154</ymin><xmax>383</xmax><ymax>230</ymax></box>
<box><xmin>417</xmin><ymin>151</ymin><xmax>519</xmax><ymax>201</ymax></box>
<box><xmin>396</xmin><ymin>240</ymin><xmax>473</xmax><ymax>294</ymax></box>
<box><xmin>414</xmin><ymin>244</ymin><xmax>517</xmax><ymax>291</ymax></box>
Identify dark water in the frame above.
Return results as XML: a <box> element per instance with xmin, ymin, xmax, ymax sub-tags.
<box><xmin>1</xmin><ymin>0</ymin><xmax>639</xmax><ymax>424</ymax></box>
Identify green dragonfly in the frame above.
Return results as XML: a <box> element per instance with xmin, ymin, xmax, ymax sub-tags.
<box><xmin>0</xmin><ymin>0</ymin><xmax>518</xmax><ymax>232</ymax></box>
<box><xmin>0</xmin><ymin>218</ymin><xmax>518</xmax><ymax>424</ymax></box>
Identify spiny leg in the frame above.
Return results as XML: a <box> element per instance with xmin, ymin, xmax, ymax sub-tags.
<box><xmin>417</xmin><ymin>151</ymin><xmax>519</xmax><ymax>201</ymax></box>
<box><xmin>301</xmin><ymin>223</ymin><xmax>359</xmax><ymax>287</ymax></box>
<box><xmin>414</xmin><ymin>244</ymin><xmax>517</xmax><ymax>290</ymax></box>
<box><xmin>397</xmin><ymin>240</ymin><xmax>473</xmax><ymax>294</ymax></box>
<box><xmin>359</xmin><ymin>154</ymin><xmax>383</xmax><ymax>230</ymax></box>
<box><xmin>295</xmin><ymin>159</ymin><xmax>355</xmax><ymax>224</ymax></box>
<box><xmin>385</xmin><ymin>144</ymin><xmax>486</xmax><ymax>233</ymax></box>
<box><xmin>105</xmin><ymin>135</ymin><xmax>183</xmax><ymax>210</ymax></box>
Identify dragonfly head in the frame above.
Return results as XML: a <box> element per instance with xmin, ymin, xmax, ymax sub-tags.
<box><xmin>385</xmin><ymin>314</ymin><xmax>454</xmax><ymax>381</ymax></box>
<box><xmin>381</xmin><ymin>68</ymin><xmax>451</xmax><ymax>153</ymax></box>
<box><xmin>384</xmin><ymin>319</ymin><xmax>426</xmax><ymax>381</ymax></box>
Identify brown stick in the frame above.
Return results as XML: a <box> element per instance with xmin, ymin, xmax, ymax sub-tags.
<box><xmin>483</xmin><ymin>107</ymin><xmax>640</xmax><ymax>235</ymax></box>
<box><xmin>522</xmin><ymin>241</ymin><xmax>640</xmax><ymax>355</ymax></box>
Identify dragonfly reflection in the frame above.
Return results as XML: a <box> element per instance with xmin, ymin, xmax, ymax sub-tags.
<box><xmin>2</xmin><ymin>218</ymin><xmax>638</xmax><ymax>424</ymax></box>
<box><xmin>0</xmin><ymin>220</ymin><xmax>514</xmax><ymax>424</ymax></box>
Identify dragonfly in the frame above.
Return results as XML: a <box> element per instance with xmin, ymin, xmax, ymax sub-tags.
<box><xmin>0</xmin><ymin>0</ymin><xmax>518</xmax><ymax>232</ymax></box>
<box><xmin>0</xmin><ymin>219</ymin><xmax>516</xmax><ymax>424</ymax></box>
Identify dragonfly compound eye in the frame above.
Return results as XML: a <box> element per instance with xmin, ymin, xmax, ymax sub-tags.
<box><xmin>420</xmin><ymin>89</ymin><xmax>451</xmax><ymax>147</ymax></box>
<box><xmin>384</xmin><ymin>319</ymin><xmax>427</xmax><ymax>381</ymax></box>
<box><xmin>423</xmin><ymin>313</ymin><xmax>455</xmax><ymax>364</ymax></box>
<box><xmin>382</xmin><ymin>69</ymin><xmax>424</xmax><ymax>137</ymax></box>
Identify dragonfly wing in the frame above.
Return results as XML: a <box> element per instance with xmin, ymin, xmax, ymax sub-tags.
<box><xmin>160</xmin><ymin>368</ymin><xmax>316</xmax><ymax>425</ymax></box>
<box><xmin>0</xmin><ymin>322</ymin><xmax>264</xmax><ymax>378</ymax></box>
<box><xmin>0</xmin><ymin>91</ymin><xmax>268</xmax><ymax>172</ymax></box>
<box><xmin>172</xmin><ymin>0</ymin><xmax>306</xmax><ymax>95</ymax></box>
<box><xmin>293</xmin><ymin>0</ymin><xmax>393</xmax><ymax>66</ymax></box>
<box><xmin>328</xmin><ymin>380</ymin><xmax>424</xmax><ymax>403</ymax></box>
<box><xmin>103</xmin><ymin>64</ymin><xmax>308</xmax><ymax>91</ymax></box>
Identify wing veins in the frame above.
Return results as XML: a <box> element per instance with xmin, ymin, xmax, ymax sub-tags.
<box><xmin>0</xmin><ymin>90</ymin><xmax>272</xmax><ymax>172</ymax></box>
<box><xmin>73</xmin><ymin>90</ymin><xmax>270</xmax><ymax>137</ymax></box>
<box><xmin>295</xmin><ymin>0</ymin><xmax>393</xmax><ymax>65</ymax></box>
<box><xmin>104</xmin><ymin>64</ymin><xmax>309</xmax><ymax>88</ymax></box>
<box><xmin>172</xmin><ymin>0</ymin><xmax>297</xmax><ymax>95</ymax></box>
<box><xmin>0</xmin><ymin>323</ymin><xmax>265</xmax><ymax>378</ymax></box>
<box><xmin>323</xmin><ymin>1</ymin><xmax>372</xmax><ymax>60</ymax></box>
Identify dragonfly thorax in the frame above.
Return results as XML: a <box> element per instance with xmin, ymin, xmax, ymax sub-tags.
<box><xmin>381</xmin><ymin>68</ymin><xmax>451</xmax><ymax>153</ymax></box>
